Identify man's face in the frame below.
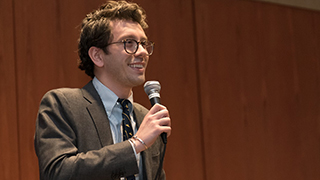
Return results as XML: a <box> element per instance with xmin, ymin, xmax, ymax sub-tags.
<box><xmin>100</xmin><ymin>20</ymin><xmax>149</xmax><ymax>89</ymax></box>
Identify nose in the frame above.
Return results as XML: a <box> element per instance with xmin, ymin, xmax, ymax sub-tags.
<box><xmin>135</xmin><ymin>44</ymin><xmax>149</xmax><ymax>57</ymax></box>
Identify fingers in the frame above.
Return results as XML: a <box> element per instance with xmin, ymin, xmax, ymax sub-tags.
<box><xmin>135</xmin><ymin>104</ymin><xmax>171</xmax><ymax>150</ymax></box>
<box><xmin>158</xmin><ymin>117</ymin><xmax>170</xmax><ymax>126</ymax></box>
<box><xmin>148</xmin><ymin>103</ymin><xmax>166</xmax><ymax>113</ymax></box>
<box><xmin>149</xmin><ymin>104</ymin><xmax>169</xmax><ymax>118</ymax></box>
<box><xmin>149</xmin><ymin>104</ymin><xmax>171</xmax><ymax>136</ymax></box>
<box><xmin>149</xmin><ymin>105</ymin><xmax>170</xmax><ymax>129</ymax></box>
<box><xmin>160</xmin><ymin>123</ymin><xmax>171</xmax><ymax>137</ymax></box>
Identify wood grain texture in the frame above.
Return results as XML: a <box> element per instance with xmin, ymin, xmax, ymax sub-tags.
<box><xmin>0</xmin><ymin>0</ymin><xmax>20</xmax><ymax>179</ymax></box>
<box><xmin>195</xmin><ymin>0</ymin><xmax>320</xmax><ymax>179</ymax></box>
<box><xmin>2</xmin><ymin>0</ymin><xmax>319</xmax><ymax>179</ymax></box>
<box><xmin>253</xmin><ymin>0</ymin><xmax>320</xmax><ymax>11</ymax></box>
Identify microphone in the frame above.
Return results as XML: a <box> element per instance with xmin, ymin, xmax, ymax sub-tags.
<box><xmin>144</xmin><ymin>81</ymin><xmax>167</xmax><ymax>144</ymax></box>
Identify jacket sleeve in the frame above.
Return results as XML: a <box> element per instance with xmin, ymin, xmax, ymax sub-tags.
<box><xmin>34</xmin><ymin>89</ymin><xmax>139</xmax><ymax>180</ymax></box>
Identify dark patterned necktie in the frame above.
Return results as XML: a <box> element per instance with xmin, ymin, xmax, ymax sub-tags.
<box><xmin>118</xmin><ymin>99</ymin><xmax>135</xmax><ymax>180</ymax></box>
<box><xmin>118</xmin><ymin>99</ymin><xmax>134</xmax><ymax>140</ymax></box>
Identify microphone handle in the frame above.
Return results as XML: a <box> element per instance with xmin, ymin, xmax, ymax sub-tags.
<box><xmin>150</xmin><ymin>97</ymin><xmax>160</xmax><ymax>106</ymax></box>
<box><xmin>150</xmin><ymin>97</ymin><xmax>167</xmax><ymax>144</ymax></box>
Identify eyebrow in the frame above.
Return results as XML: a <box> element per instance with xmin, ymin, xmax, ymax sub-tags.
<box><xmin>119</xmin><ymin>35</ymin><xmax>148</xmax><ymax>41</ymax></box>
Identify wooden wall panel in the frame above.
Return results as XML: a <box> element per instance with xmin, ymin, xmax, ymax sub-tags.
<box><xmin>195</xmin><ymin>0</ymin><xmax>320</xmax><ymax>179</ymax></box>
<box><xmin>0</xmin><ymin>0</ymin><xmax>20</xmax><ymax>180</ymax></box>
<box><xmin>288</xmin><ymin>9</ymin><xmax>320</xmax><ymax>179</ymax></box>
<box><xmin>3</xmin><ymin>0</ymin><xmax>319</xmax><ymax>179</ymax></box>
<box><xmin>253</xmin><ymin>0</ymin><xmax>320</xmax><ymax>11</ymax></box>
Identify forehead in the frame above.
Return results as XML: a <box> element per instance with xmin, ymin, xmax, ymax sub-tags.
<box><xmin>110</xmin><ymin>20</ymin><xmax>147</xmax><ymax>41</ymax></box>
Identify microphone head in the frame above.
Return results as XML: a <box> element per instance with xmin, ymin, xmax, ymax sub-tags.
<box><xmin>144</xmin><ymin>81</ymin><xmax>161</xmax><ymax>99</ymax></box>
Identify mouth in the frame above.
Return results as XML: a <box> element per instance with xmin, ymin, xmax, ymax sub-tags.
<box><xmin>129</xmin><ymin>63</ymin><xmax>145</xmax><ymax>69</ymax></box>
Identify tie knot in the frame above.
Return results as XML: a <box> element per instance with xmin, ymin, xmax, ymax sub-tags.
<box><xmin>118</xmin><ymin>98</ymin><xmax>132</xmax><ymax>112</ymax></box>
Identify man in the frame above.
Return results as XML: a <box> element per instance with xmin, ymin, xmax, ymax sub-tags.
<box><xmin>34</xmin><ymin>1</ymin><xmax>171</xmax><ymax>180</ymax></box>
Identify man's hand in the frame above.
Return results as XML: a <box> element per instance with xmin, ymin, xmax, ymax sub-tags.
<box><xmin>133</xmin><ymin>104</ymin><xmax>171</xmax><ymax>153</ymax></box>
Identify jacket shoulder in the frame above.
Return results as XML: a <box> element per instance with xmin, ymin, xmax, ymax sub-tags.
<box><xmin>40</xmin><ymin>87</ymin><xmax>83</xmax><ymax>104</ymax></box>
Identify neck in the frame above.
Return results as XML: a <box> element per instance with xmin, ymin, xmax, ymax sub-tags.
<box><xmin>94</xmin><ymin>76</ymin><xmax>132</xmax><ymax>99</ymax></box>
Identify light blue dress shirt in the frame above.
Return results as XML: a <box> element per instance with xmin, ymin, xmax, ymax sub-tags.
<box><xmin>92</xmin><ymin>77</ymin><xmax>142</xmax><ymax>179</ymax></box>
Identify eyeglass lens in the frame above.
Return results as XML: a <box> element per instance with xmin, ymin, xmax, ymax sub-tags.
<box><xmin>124</xmin><ymin>39</ymin><xmax>153</xmax><ymax>55</ymax></box>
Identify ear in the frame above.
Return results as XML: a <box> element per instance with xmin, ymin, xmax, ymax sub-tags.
<box><xmin>88</xmin><ymin>46</ymin><xmax>104</xmax><ymax>68</ymax></box>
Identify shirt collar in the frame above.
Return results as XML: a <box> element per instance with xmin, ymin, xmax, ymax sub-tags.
<box><xmin>92</xmin><ymin>77</ymin><xmax>134</xmax><ymax>115</ymax></box>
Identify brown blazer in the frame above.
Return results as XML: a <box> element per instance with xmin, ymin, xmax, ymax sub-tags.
<box><xmin>34</xmin><ymin>81</ymin><xmax>165</xmax><ymax>180</ymax></box>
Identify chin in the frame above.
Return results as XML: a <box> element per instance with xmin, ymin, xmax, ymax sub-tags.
<box><xmin>136</xmin><ymin>79</ymin><xmax>145</xmax><ymax>86</ymax></box>
<box><xmin>129</xmin><ymin>77</ymin><xmax>145</xmax><ymax>87</ymax></box>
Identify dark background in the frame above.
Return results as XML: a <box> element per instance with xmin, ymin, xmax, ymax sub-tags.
<box><xmin>1</xmin><ymin>0</ymin><xmax>320</xmax><ymax>179</ymax></box>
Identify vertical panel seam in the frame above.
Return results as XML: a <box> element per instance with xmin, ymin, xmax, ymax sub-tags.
<box><xmin>12</xmin><ymin>0</ymin><xmax>22</xmax><ymax>179</ymax></box>
<box><xmin>191</xmin><ymin>0</ymin><xmax>207</xmax><ymax>179</ymax></box>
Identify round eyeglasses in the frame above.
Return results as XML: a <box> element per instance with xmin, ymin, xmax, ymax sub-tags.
<box><xmin>106</xmin><ymin>39</ymin><xmax>154</xmax><ymax>55</ymax></box>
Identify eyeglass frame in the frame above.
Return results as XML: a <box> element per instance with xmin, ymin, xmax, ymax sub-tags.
<box><xmin>106</xmin><ymin>39</ymin><xmax>155</xmax><ymax>55</ymax></box>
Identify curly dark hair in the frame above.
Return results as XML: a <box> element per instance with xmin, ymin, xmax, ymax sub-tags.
<box><xmin>78</xmin><ymin>0</ymin><xmax>149</xmax><ymax>78</ymax></box>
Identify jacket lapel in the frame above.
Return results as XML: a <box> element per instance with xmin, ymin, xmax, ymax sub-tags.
<box><xmin>81</xmin><ymin>81</ymin><xmax>114</xmax><ymax>147</ymax></box>
<box><xmin>133</xmin><ymin>103</ymin><xmax>144</xmax><ymax>127</ymax></box>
